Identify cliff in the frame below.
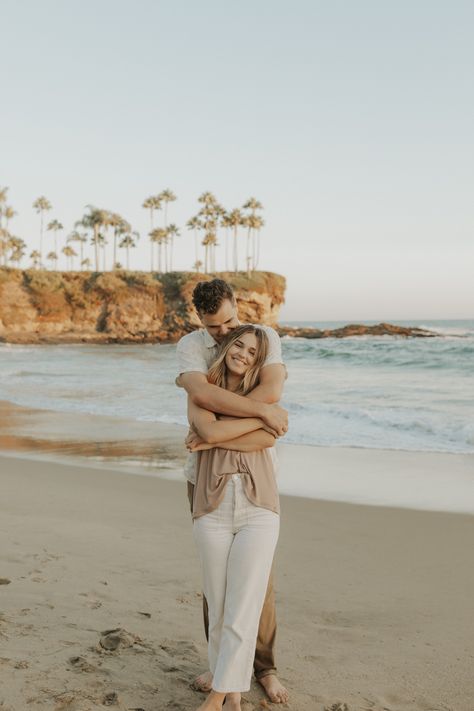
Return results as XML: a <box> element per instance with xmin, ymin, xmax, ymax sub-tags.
<box><xmin>0</xmin><ymin>268</ymin><xmax>438</xmax><ymax>343</ymax></box>
<box><xmin>0</xmin><ymin>268</ymin><xmax>286</xmax><ymax>344</ymax></box>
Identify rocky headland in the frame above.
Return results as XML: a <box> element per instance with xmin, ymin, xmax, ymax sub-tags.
<box><xmin>0</xmin><ymin>268</ymin><xmax>437</xmax><ymax>343</ymax></box>
<box><xmin>278</xmin><ymin>323</ymin><xmax>437</xmax><ymax>339</ymax></box>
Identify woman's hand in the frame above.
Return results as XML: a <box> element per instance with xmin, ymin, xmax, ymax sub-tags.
<box><xmin>185</xmin><ymin>430</ymin><xmax>213</xmax><ymax>452</ymax></box>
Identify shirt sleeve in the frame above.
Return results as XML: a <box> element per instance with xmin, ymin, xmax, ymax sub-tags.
<box><xmin>176</xmin><ymin>334</ymin><xmax>209</xmax><ymax>376</ymax></box>
<box><xmin>261</xmin><ymin>326</ymin><xmax>284</xmax><ymax>367</ymax></box>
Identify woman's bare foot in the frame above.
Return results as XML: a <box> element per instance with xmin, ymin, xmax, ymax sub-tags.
<box><xmin>223</xmin><ymin>692</ymin><xmax>241</xmax><ymax>710</ymax></box>
<box><xmin>258</xmin><ymin>674</ymin><xmax>289</xmax><ymax>703</ymax></box>
<box><xmin>193</xmin><ymin>669</ymin><xmax>213</xmax><ymax>692</ymax></box>
<box><xmin>195</xmin><ymin>690</ymin><xmax>226</xmax><ymax>710</ymax></box>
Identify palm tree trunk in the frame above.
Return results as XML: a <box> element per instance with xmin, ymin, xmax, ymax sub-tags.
<box><xmin>93</xmin><ymin>227</ymin><xmax>99</xmax><ymax>271</ymax></box>
<box><xmin>194</xmin><ymin>231</ymin><xmax>198</xmax><ymax>263</ymax></box>
<box><xmin>40</xmin><ymin>211</ymin><xmax>44</xmax><ymax>261</ymax></box>
<box><xmin>233</xmin><ymin>227</ymin><xmax>238</xmax><ymax>271</ymax></box>
<box><xmin>225</xmin><ymin>229</ymin><xmax>228</xmax><ymax>271</ymax></box>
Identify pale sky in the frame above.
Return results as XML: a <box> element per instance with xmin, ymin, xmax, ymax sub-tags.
<box><xmin>1</xmin><ymin>0</ymin><xmax>473</xmax><ymax>321</ymax></box>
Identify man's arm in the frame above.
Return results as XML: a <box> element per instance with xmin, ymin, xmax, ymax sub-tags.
<box><xmin>180</xmin><ymin>364</ymin><xmax>287</xmax><ymax>435</ymax></box>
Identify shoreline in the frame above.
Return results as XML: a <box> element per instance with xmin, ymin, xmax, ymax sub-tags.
<box><xmin>1</xmin><ymin>398</ymin><xmax>473</xmax><ymax>515</ymax></box>
<box><xmin>1</xmin><ymin>452</ymin><xmax>473</xmax><ymax>709</ymax></box>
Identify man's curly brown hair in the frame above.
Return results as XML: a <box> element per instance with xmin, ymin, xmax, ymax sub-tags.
<box><xmin>192</xmin><ymin>279</ymin><xmax>236</xmax><ymax>315</ymax></box>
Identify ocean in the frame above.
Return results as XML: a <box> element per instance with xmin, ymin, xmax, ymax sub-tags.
<box><xmin>1</xmin><ymin>319</ymin><xmax>473</xmax><ymax>455</ymax></box>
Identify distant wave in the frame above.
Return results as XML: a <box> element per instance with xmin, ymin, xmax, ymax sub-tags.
<box><xmin>1</xmin><ymin>328</ymin><xmax>473</xmax><ymax>455</ymax></box>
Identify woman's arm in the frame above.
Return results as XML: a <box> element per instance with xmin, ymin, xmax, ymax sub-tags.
<box><xmin>186</xmin><ymin>428</ymin><xmax>276</xmax><ymax>453</ymax></box>
<box><xmin>187</xmin><ymin>397</ymin><xmax>266</xmax><ymax>444</ymax></box>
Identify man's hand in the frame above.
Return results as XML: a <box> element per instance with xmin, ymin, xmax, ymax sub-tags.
<box><xmin>260</xmin><ymin>403</ymin><xmax>288</xmax><ymax>437</ymax></box>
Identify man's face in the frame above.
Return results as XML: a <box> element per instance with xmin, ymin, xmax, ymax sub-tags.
<box><xmin>199</xmin><ymin>299</ymin><xmax>240</xmax><ymax>344</ymax></box>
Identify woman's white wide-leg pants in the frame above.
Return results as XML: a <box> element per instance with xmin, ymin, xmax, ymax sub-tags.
<box><xmin>193</xmin><ymin>474</ymin><xmax>280</xmax><ymax>693</ymax></box>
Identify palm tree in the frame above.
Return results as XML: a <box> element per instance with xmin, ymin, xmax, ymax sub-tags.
<box><xmin>81</xmin><ymin>257</ymin><xmax>92</xmax><ymax>271</ymax></box>
<box><xmin>0</xmin><ymin>188</ymin><xmax>9</xmax><ymax>237</ymax></box>
<box><xmin>0</xmin><ymin>228</ymin><xmax>9</xmax><ymax>266</ymax></box>
<box><xmin>193</xmin><ymin>259</ymin><xmax>203</xmax><ymax>273</ymax></box>
<box><xmin>96</xmin><ymin>210</ymin><xmax>112</xmax><ymax>271</ymax></box>
<box><xmin>33</xmin><ymin>196</ymin><xmax>52</xmax><ymax>263</ymax></box>
<box><xmin>202</xmin><ymin>234</ymin><xmax>212</xmax><ymax>273</ymax></box>
<box><xmin>243</xmin><ymin>197</ymin><xmax>264</xmax><ymax>269</ymax></box>
<box><xmin>208</xmin><ymin>233</ymin><xmax>218</xmax><ymax>272</ymax></box>
<box><xmin>201</xmin><ymin>233</ymin><xmax>218</xmax><ymax>273</ymax></box>
<box><xmin>142</xmin><ymin>195</ymin><xmax>162</xmax><ymax>270</ymax></box>
<box><xmin>159</xmin><ymin>188</ymin><xmax>176</xmax><ymax>227</ymax></box>
<box><xmin>187</xmin><ymin>216</ymin><xmax>203</xmax><ymax>265</ymax></box>
<box><xmin>0</xmin><ymin>187</ymin><xmax>8</xmax><ymax>209</ymax></box>
<box><xmin>46</xmin><ymin>250</ymin><xmax>58</xmax><ymax>270</ymax></box>
<box><xmin>226</xmin><ymin>208</ymin><xmax>244</xmax><ymax>271</ymax></box>
<box><xmin>243</xmin><ymin>197</ymin><xmax>263</xmax><ymax>213</ymax></box>
<box><xmin>3</xmin><ymin>205</ymin><xmax>17</xmax><ymax>231</ymax></box>
<box><xmin>30</xmin><ymin>250</ymin><xmax>41</xmax><ymax>269</ymax></box>
<box><xmin>119</xmin><ymin>230</ymin><xmax>139</xmax><ymax>270</ymax></box>
<box><xmin>252</xmin><ymin>215</ymin><xmax>265</xmax><ymax>269</ymax></box>
<box><xmin>0</xmin><ymin>206</ymin><xmax>17</xmax><ymax>265</ymax></box>
<box><xmin>10</xmin><ymin>237</ymin><xmax>26</xmax><ymax>267</ymax></box>
<box><xmin>108</xmin><ymin>213</ymin><xmax>128</xmax><ymax>270</ymax></box>
<box><xmin>166</xmin><ymin>223</ymin><xmax>180</xmax><ymax>271</ymax></box>
<box><xmin>158</xmin><ymin>189</ymin><xmax>177</xmax><ymax>269</ymax></box>
<box><xmin>198</xmin><ymin>191</ymin><xmax>218</xmax><ymax>207</ymax></box>
<box><xmin>67</xmin><ymin>231</ymin><xmax>88</xmax><ymax>267</ymax></box>
<box><xmin>220</xmin><ymin>211</ymin><xmax>232</xmax><ymax>271</ymax></box>
<box><xmin>77</xmin><ymin>206</ymin><xmax>108</xmax><ymax>271</ymax></box>
<box><xmin>149</xmin><ymin>227</ymin><xmax>167</xmax><ymax>272</ymax></box>
<box><xmin>198</xmin><ymin>197</ymin><xmax>225</xmax><ymax>265</ymax></box>
<box><xmin>62</xmin><ymin>245</ymin><xmax>77</xmax><ymax>270</ymax></box>
<box><xmin>47</xmin><ymin>219</ymin><xmax>64</xmax><ymax>262</ymax></box>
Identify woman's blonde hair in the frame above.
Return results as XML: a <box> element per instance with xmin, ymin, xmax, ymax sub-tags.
<box><xmin>207</xmin><ymin>325</ymin><xmax>269</xmax><ymax>396</ymax></box>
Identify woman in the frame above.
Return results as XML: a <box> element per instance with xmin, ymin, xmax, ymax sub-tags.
<box><xmin>186</xmin><ymin>325</ymin><xmax>281</xmax><ymax>711</ymax></box>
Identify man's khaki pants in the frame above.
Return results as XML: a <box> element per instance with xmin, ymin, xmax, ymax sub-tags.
<box><xmin>188</xmin><ymin>481</ymin><xmax>278</xmax><ymax>680</ymax></box>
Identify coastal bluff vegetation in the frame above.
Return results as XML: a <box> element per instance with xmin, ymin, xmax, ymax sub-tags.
<box><xmin>0</xmin><ymin>268</ymin><xmax>435</xmax><ymax>344</ymax></box>
<box><xmin>0</xmin><ymin>269</ymin><xmax>285</xmax><ymax>344</ymax></box>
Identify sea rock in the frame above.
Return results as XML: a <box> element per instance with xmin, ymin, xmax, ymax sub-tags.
<box><xmin>277</xmin><ymin>322</ymin><xmax>437</xmax><ymax>339</ymax></box>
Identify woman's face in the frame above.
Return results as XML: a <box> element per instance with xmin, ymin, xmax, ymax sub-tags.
<box><xmin>225</xmin><ymin>332</ymin><xmax>258</xmax><ymax>376</ymax></box>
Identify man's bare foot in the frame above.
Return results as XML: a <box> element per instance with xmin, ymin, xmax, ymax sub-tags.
<box><xmin>258</xmin><ymin>674</ymin><xmax>289</xmax><ymax>704</ymax></box>
<box><xmin>193</xmin><ymin>669</ymin><xmax>213</xmax><ymax>692</ymax></box>
<box><xmin>223</xmin><ymin>692</ymin><xmax>241</xmax><ymax>710</ymax></box>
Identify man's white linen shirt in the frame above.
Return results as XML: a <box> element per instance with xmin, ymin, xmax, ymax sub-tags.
<box><xmin>177</xmin><ymin>325</ymin><xmax>285</xmax><ymax>484</ymax></box>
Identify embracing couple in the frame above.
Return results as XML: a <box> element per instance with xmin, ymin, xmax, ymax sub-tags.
<box><xmin>176</xmin><ymin>279</ymin><xmax>289</xmax><ymax>711</ymax></box>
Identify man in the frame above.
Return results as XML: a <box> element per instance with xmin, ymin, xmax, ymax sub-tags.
<box><xmin>176</xmin><ymin>278</ymin><xmax>289</xmax><ymax>704</ymax></box>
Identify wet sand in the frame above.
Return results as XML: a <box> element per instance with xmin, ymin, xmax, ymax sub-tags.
<box><xmin>1</xmin><ymin>401</ymin><xmax>474</xmax><ymax>709</ymax></box>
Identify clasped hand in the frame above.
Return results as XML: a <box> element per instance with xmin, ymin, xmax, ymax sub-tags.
<box><xmin>185</xmin><ymin>429</ymin><xmax>213</xmax><ymax>452</ymax></box>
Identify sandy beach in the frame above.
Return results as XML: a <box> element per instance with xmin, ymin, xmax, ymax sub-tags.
<box><xmin>1</xmin><ymin>417</ymin><xmax>474</xmax><ymax>711</ymax></box>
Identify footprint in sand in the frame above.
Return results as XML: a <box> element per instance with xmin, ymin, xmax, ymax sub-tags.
<box><xmin>157</xmin><ymin>639</ymin><xmax>201</xmax><ymax>677</ymax></box>
<box><xmin>67</xmin><ymin>655</ymin><xmax>109</xmax><ymax>676</ymax></box>
<box><xmin>98</xmin><ymin>627</ymin><xmax>151</xmax><ymax>653</ymax></box>
<box><xmin>0</xmin><ymin>578</ymin><xmax>11</xmax><ymax>585</ymax></box>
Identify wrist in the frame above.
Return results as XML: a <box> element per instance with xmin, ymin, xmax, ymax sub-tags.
<box><xmin>255</xmin><ymin>402</ymin><xmax>269</xmax><ymax>422</ymax></box>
